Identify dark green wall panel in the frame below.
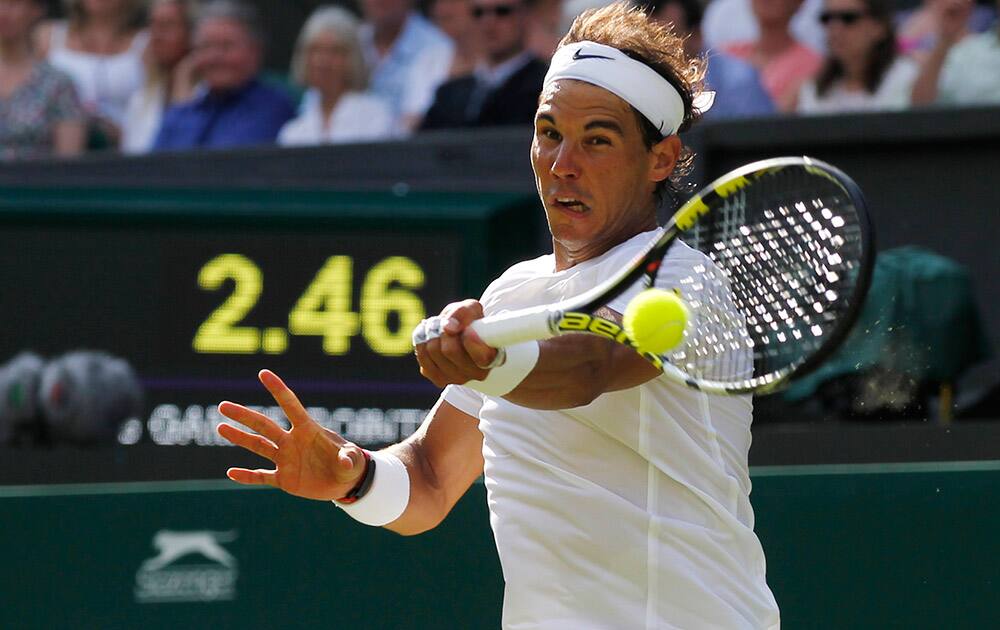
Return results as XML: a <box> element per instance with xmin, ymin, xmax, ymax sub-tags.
<box><xmin>2</xmin><ymin>463</ymin><xmax>997</xmax><ymax>629</ymax></box>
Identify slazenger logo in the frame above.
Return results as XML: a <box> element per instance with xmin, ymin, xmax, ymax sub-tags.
<box><xmin>134</xmin><ymin>530</ymin><xmax>238</xmax><ymax>603</ymax></box>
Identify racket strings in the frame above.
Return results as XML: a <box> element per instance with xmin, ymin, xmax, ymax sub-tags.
<box><xmin>674</xmin><ymin>169</ymin><xmax>866</xmax><ymax>389</ymax></box>
<box><xmin>673</xmin><ymin>263</ymin><xmax>754</xmax><ymax>382</ymax></box>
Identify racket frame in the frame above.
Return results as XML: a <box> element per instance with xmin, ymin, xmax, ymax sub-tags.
<box><xmin>470</xmin><ymin>156</ymin><xmax>874</xmax><ymax>395</ymax></box>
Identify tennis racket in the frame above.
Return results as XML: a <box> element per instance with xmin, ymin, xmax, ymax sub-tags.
<box><xmin>467</xmin><ymin>156</ymin><xmax>874</xmax><ymax>395</ymax></box>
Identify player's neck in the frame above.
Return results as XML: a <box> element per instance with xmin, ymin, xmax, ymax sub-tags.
<box><xmin>552</xmin><ymin>213</ymin><xmax>658</xmax><ymax>271</ymax></box>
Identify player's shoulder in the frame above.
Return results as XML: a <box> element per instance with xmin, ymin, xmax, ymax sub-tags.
<box><xmin>606</xmin><ymin>228</ymin><xmax>661</xmax><ymax>260</ymax></box>
<box><xmin>498</xmin><ymin>252</ymin><xmax>554</xmax><ymax>279</ymax></box>
<box><xmin>665</xmin><ymin>237</ymin><xmax>710</xmax><ymax>264</ymax></box>
<box><xmin>656</xmin><ymin>239</ymin><xmax>720</xmax><ymax>286</ymax></box>
<box><xmin>660</xmin><ymin>239</ymin><xmax>717</xmax><ymax>274</ymax></box>
<box><xmin>578</xmin><ymin>228</ymin><xmax>667</xmax><ymax>279</ymax></box>
<box><xmin>480</xmin><ymin>253</ymin><xmax>553</xmax><ymax>300</ymax></box>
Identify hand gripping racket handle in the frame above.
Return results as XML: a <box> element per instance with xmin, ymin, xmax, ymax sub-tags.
<box><xmin>469</xmin><ymin>306</ymin><xmax>559</xmax><ymax>348</ymax></box>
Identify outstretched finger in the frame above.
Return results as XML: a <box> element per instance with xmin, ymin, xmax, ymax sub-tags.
<box><xmin>226</xmin><ymin>467</ymin><xmax>278</xmax><ymax>487</ymax></box>
<box><xmin>258</xmin><ymin>369</ymin><xmax>313</xmax><ymax>428</ymax></box>
<box><xmin>217</xmin><ymin>423</ymin><xmax>279</xmax><ymax>462</ymax></box>
<box><xmin>218</xmin><ymin>401</ymin><xmax>286</xmax><ymax>443</ymax></box>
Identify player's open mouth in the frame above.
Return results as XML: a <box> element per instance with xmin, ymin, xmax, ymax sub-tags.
<box><xmin>553</xmin><ymin>197</ymin><xmax>590</xmax><ymax>213</ymax></box>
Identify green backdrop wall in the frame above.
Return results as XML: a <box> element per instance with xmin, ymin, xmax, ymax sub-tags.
<box><xmin>2</xmin><ymin>462</ymin><xmax>997</xmax><ymax>629</ymax></box>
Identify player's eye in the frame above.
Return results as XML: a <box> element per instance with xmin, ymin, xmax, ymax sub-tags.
<box><xmin>539</xmin><ymin>127</ymin><xmax>561</xmax><ymax>142</ymax></box>
<box><xmin>587</xmin><ymin>136</ymin><xmax>612</xmax><ymax>146</ymax></box>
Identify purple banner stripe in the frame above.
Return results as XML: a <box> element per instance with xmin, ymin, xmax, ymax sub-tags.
<box><xmin>139</xmin><ymin>377</ymin><xmax>439</xmax><ymax>396</ymax></box>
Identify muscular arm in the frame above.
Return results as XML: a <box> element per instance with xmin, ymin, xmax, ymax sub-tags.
<box><xmin>503</xmin><ymin>308</ymin><xmax>659</xmax><ymax>408</ymax></box>
<box><xmin>417</xmin><ymin>302</ymin><xmax>660</xmax><ymax>410</ymax></box>
<box><xmin>383</xmin><ymin>399</ymin><xmax>484</xmax><ymax>536</ymax></box>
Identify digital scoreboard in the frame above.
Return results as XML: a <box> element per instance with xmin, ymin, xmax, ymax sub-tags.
<box><xmin>0</xmin><ymin>187</ymin><xmax>541</xmax><ymax>451</ymax></box>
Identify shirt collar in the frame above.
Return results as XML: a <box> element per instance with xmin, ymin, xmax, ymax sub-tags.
<box><xmin>193</xmin><ymin>77</ymin><xmax>260</xmax><ymax>107</ymax></box>
<box><xmin>475</xmin><ymin>51</ymin><xmax>534</xmax><ymax>89</ymax></box>
<box><xmin>360</xmin><ymin>12</ymin><xmax>424</xmax><ymax>66</ymax></box>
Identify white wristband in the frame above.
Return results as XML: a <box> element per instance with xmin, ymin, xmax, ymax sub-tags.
<box><xmin>333</xmin><ymin>451</ymin><xmax>410</xmax><ymax>526</ymax></box>
<box><xmin>465</xmin><ymin>340</ymin><xmax>540</xmax><ymax>396</ymax></box>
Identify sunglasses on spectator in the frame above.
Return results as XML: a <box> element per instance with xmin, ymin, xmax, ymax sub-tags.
<box><xmin>472</xmin><ymin>4</ymin><xmax>518</xmax><ymax>18</ymax></box>
<box><xmin>819</xmin><ymin>10</ymin><xmax>868</xmax><ymax>25</ymax></box>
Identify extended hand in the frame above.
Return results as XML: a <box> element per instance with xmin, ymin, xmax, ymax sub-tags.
<box><xmin>216</xmin><ymin>369</ymin><xmax>367</xmax><ymax>501</ymax></box>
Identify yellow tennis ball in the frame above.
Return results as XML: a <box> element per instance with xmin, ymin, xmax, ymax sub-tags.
<box><xmin>623</xmin><ymin>289</ymin><xmax>689</xmax><ymax>355</ymax></box>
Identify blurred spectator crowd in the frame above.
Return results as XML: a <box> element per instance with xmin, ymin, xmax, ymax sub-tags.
<box><xmin>0</xmin><ymin>0</ymin><xmax>997</xmax><ymax>161</ymax></box>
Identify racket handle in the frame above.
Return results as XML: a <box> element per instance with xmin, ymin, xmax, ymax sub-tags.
<box><xmin>470</xmin><ymin>307</ymin><xmax>558</xmax><ymax>348</ymax></box>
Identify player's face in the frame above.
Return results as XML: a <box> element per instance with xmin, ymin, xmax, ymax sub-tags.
<box><xmin>531</xmin><ymin>79</ymin><xmax>678</xmax><ymax>268</ymax></box>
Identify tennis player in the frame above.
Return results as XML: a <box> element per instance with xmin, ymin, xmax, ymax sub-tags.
<box><xmin>217</xmin><ymin>3</ymin><xmax>780</xmax><ymax>627</ymax></box>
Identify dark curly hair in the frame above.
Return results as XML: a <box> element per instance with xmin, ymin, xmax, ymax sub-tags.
<box><xmin>559</xmin><ymin>1</ymin><xmax>706</xmax><ymax>207</ymax></box>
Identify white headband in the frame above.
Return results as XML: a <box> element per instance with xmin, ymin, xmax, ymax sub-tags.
<box><xmin>543</xmin><ymin>41</ymin><xmax>711</xmax><ymax>136</ymax></box>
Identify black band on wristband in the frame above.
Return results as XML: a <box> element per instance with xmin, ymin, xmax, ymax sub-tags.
<box><xmin>336</xmin><ymin>450</ymin><xmax>377</xmax><ymax>504</ymax></box>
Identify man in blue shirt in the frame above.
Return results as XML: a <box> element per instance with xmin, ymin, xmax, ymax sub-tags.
<box><xmin>359</xmin><ymin>0</ymin><xmax>455</xmax><ymax>133</ymax></box>
<box><xmin>152</xmin><ymin>1</ymin><xmax>295</xmax><ymax>151</ymax></box>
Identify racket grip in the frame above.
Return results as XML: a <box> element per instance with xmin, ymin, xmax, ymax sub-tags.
<box><xmin>470</xmin><ymin>307</ymin><xmax>558</xmax><ymax>348</ymax></box>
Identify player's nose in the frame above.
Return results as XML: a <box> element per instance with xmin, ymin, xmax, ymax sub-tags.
<box><xmin>550</xmin><ymin>142</ymin><xmax>581</xmax><ymax>179</ymax></box>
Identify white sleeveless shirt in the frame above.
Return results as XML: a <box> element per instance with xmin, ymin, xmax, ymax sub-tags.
<box><xmin>444</xmin><ymin>230</ymin><xmax>781</xmax><ymax>629</ymax></box>
<box><xmin>48</xmin><ymin>22</ymin><xmax>148</xmax><ymax>127</ymax></box>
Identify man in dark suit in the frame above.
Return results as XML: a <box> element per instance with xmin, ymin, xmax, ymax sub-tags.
<box><xmin>421</xmin><ymin>0</ymin><xmax>548</xmax><ymax>129</ymax></box>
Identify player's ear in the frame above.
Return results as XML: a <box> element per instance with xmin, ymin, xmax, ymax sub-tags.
<box><xmin>648</xmin><ymin>135</ymin><xmax>681</xmax><ymax>185</ymax></box>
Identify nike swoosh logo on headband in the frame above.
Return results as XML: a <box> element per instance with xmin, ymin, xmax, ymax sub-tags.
<box><xmin>572</xmin><ymin>48</ymin><xmax>613</xmax><ymax>61</ymax></box>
